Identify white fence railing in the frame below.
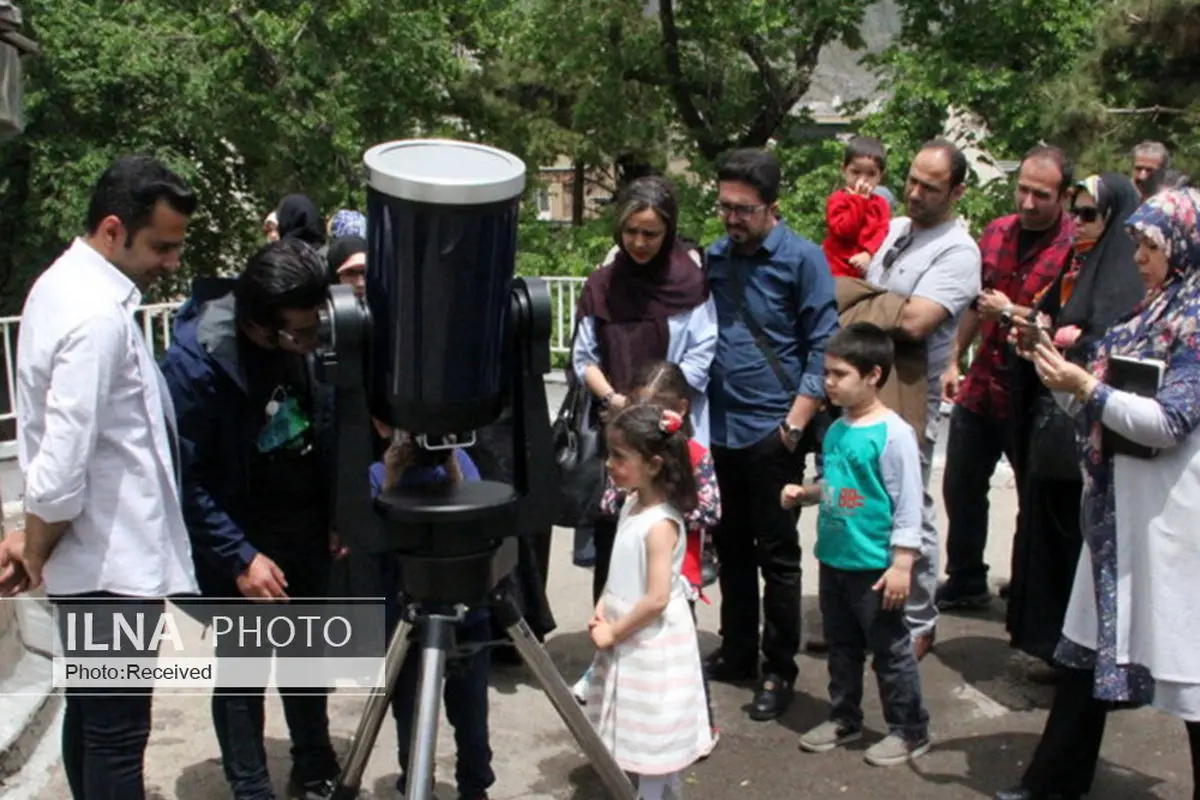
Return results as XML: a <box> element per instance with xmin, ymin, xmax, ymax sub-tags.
<box><xmin>0</xmin><ymin>276</ymin><xmax>585</xmax><ymax>457</ymax></box>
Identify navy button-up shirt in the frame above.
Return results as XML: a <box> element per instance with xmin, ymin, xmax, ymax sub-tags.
<box><xmin>706</xmin><ymin>222</ymin><xmax>838</xmax><ymax>449</ymax></box>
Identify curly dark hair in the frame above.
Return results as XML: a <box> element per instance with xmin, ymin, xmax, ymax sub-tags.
<box><xmin>608</xmin><ymin>403</ymin><xmax>698</xmax><ymax>514</ymax></box>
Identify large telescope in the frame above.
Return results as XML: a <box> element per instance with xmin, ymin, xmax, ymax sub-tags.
<box><xmin>316</xmin><ymin>139</ymin><xmax>635</xmax><ymax>800</ymax></box>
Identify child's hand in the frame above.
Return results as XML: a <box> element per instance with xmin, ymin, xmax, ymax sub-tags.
<box><xmin>384</xmin><ymin>434</ymin><xmax>414</xmax><ymax>474</ymax></box>
<box><xmin>850</xmin><ymin>177</ymin><xmax>877</xmax><ymax>196</ymax></box>
<box><xmin>781</xmin><ymin>483</ymin><xmax>805</xmax><ymax>509</ymax></box>
<box><xmin>589</xmin><ymin>620</ymin><xmax>616</xmax><ymax>649</ymax></box>
<box><xmin>848</xmin><ymin>252</ymin><xmax>871</xmax><ymax>272</ymax></box>
<box><xmin>1054</xmin><ymin>324</ymin><xmax>1082</xmax><ymax>349</ymax></box>
<box><xmin>872</xmin><ymin>564</ymin><xmax>912</xmax><ymax>610</ymax></box>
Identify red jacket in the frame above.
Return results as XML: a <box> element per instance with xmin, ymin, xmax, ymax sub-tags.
<box><xmin>822</xmin><ymin>189</ymin><xmax>891</xmax><ymax>278</ymax></box>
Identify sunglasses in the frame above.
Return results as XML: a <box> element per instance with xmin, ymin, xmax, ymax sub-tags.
<box><xmin>1070</xmin><ymin>206</ymin><xmax>1102</xmax><ymax>224</ymax></box>
<box><xmin>882</xmin><ymin>233</ymin><xmax>915</xmax><ymax>269</ymax></box>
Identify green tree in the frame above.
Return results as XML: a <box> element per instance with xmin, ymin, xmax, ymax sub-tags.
<box><xmin>873</xmin><ymin>0</ymin><xmax>1094</xmax><ymax>159</ymax></box>
<box><xmin>1042</xmin><ymin>0</ymin><xmax>1200</xmax><ymax>174</ymax></box>
<box><xmin>0</xmin><ymin>0</ymin><xmax>466</xmax><ymax>311</ymax></box>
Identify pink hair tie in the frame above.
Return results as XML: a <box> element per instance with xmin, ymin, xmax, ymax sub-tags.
<box><xmin>659</xmin><ymin>409</ymin><xmax>683</xmax><ymax>435</ymax></box>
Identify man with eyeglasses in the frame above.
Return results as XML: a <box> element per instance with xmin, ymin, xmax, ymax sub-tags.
<box><xmin>704</xmin><ymin>148</ymin><xmax>839</xmax><ymax>721</ymax></box>
<box><xmin>160</xmin><ymin>238</ymin><xmax>343</xmax><ymax>799</ymax></box>
<box><xmin>858</xmin><ymin>139</ymin><xmax>982</xmax><ymax>661</ymax></box>
<box><xmin>937</xmin><ymin>145</ymin><xmax>1075</xmax><ymax>616</ymax></box>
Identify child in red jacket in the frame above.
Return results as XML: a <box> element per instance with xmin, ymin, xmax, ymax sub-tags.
<box><xmin>823</xmin><ymin>136</ymin><xmax>890</xmax><ymax>278</ymax></box>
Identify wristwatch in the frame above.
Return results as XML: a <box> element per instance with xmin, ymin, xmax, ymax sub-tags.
<box><xmin>599</xmin><ymin>391</ymin><xmax>616</xmax><ymax>410</ymax></box>
<box><xmin>999</xmin><ymin>305</ymin><xmax>1014</xmax><ymax>326</ymax></box>
<box><xmin>780</xmin><ymin>421</ymin><xmax>804</xmax><ymax>449</ymax></box>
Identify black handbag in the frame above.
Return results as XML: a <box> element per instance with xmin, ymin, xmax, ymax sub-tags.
<box><xmin>1028</xmin><ymin>392</ymin><xmax>1081</xmax><ymax>482</ymax></box>
<box><xmin>551</xmin><ymin>375</ymin><xmax>605</xmax><ymax>527</ymax></box>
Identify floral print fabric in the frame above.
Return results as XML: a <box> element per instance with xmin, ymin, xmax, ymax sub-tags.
<box><xmin>1057</xmin><ymin>189</ymin><xmax>1200</xmax><ymax>703</ymax></box>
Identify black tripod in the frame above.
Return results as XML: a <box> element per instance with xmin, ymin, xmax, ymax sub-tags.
<box><xmin>330</xmin><ymin>549</ymin><xmax>634</xmax><ymax>799</ymax></box>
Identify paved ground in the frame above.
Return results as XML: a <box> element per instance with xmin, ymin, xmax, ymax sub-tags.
<box><xmin>5</xmin><ymin>387</ymin><xmax>1192</xmax><ymax>798</ymax></box>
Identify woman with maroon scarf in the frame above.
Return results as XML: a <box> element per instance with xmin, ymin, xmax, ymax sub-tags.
<box><xmin>571</xmin><ymin>175</ymin><xmax>717</xmax><ymax>604</ymax></box>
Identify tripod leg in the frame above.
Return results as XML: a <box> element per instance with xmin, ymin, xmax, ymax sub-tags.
<box><xmin>406</xmin><ymin>616</ymin><xmax>453</xmax><ymax>800</ymax></box>
<box><xmin>331</xmin><ymin>618</ymin><xmax>413</xmax><ymax>799</ymax></box>
<box><xmin>492</xmin><ymin>596</ymin><xmax>636</xmax><ymax>800</ymax></box>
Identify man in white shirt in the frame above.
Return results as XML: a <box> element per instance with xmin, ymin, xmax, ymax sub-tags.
<box><xmin>0</xmin><ymin>155</ymin><xmax>199</xmax><ymax>799</ymax></box>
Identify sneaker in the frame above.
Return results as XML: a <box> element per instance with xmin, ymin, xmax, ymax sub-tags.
<box><xmin>863</xmin><ymin>733</ymin><xmax>931</xmax><ymax>766</ymax></box>
<box><xmin>798</xmin><ymin>720</ymin><xmax>863</xmax><ymax>753</ymax></box>
<box><xmin>697</xmin><ymin>726</ymin><xmax>721</xmax><ymax>760</ymax></box>
<box><xmin>571</xmin><ymin>666</ymin><xmax>592</xmax><ymax>704</ymax></box>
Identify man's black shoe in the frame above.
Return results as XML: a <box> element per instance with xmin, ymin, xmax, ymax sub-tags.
<box><xmin>935</xmin><ymin>581</ymin><xmax>991</xmax><ymax>611</ymax></box>
<box><xmin>748</xmin><ymin>674</ymin><xmax>792</xmax><ymax>721</ymax></box>
<box><xmin>703</xmin><ymin>651</ymin><xmax>756</xmax><ymax>683</ymax></box>
<box><xmin>287</xmin><ymin>775</ymin><xmax>338</xmax><ymax>800</ymax></box>
<box><xmin>994</xmin><ymin>787</ymin><xmax>1082</xmax><ymax>800</ymax></box>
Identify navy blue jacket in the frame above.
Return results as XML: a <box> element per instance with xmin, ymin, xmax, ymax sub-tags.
<box><xmin>159</xmin><ymin>278</ymin><xmax>335</xmax><ymax>594</ymax></box>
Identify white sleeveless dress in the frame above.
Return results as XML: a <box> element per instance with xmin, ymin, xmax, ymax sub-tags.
<box><xmin>584</xmin><ymin>498</ymin><xmax>712</xmax><ymax>775</ymax></box>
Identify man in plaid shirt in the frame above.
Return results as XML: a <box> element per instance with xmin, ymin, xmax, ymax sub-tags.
<box><xmin>936</xmin><ymin>145</ymin><xmax>1077</xmax><ymax>610</ymax></box>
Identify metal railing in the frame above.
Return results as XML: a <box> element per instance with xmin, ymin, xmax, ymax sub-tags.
<box><xmin>0</xmin><ymin>276</ymin><xmax>586</xmax><ymax>456</ymax></box>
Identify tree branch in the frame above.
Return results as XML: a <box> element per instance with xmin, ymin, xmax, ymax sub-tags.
<box><xmin>739</xmin><ymin>35</ymin><xmax>782</xmax><ymax>99</ymax></box>
<box><xmin>229</xmin><ymin>5</ymin><xmax>284</xmax><ymax>87</ymax></box>
<box><xmin>658</xmin><ymin>0</ymin><xmax>717</xmax><ymax>158</ymax></box>
<box><xmin>1105</xmin><ymin>104</ymin><xmax>1187</xmax><ymax>115</ymax></box>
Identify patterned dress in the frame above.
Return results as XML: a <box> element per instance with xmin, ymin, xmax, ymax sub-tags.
<box><xmin>1056</xmin><ymin>188</ymin><xmax>1200</xmax><ymax>707</ymax></box>
<box><xmin>585</xmin><ymin>498</ymin><xmax>712</xmax><ymax>775</ymax></box>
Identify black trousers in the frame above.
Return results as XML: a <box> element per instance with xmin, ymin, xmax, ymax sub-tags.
<box><xmin>53</xmin><ymin>592</ymin><xmax>161</xmax><ymax>800</ymax></box>
<box><xmin>208</xmin><ymin>543</ymin><xmax>340</xmax><ymax>799</ymax></box>
<box><xmin>711</xmin><ymin>430</ymin><xmax>806</xmax><ymax>682</ymax></box>
<box><xmin>942</xmin><ymin>404</ymin><xmax>1016</xmax><ymax>591</ymax></box>
<box><xmin>1024</xmin><ymin>667</ymin><xmax>1200</xmax><ymax>798</ymax></box>
<box><xmin>591</xmin><ymin>515</ymin><xmax>619</xmax><ymax>606</ymax></box>
<box><xmin>1022</xmin><ymin>667</ymin><xmax>1108</xmax><ymax>795</ymax></box>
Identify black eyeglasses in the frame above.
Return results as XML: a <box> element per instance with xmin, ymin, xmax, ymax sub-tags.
<box><xmin>1070</xmin><ymin>206</ymin><xmax>1101</xmax><ymax>224</ymax></box>
<box><xmin>882</xmin><ymin>233</ymin><xmax>915</xmax><ymax>269</ymax></box>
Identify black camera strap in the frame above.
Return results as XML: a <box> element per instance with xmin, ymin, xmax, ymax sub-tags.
<box><xmin>729</xmin><ymin>264</ymin><xmax>796</xmax><ymax>394</ymax></box>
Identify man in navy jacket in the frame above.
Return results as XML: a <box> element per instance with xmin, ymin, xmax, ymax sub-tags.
<box><xmin>160</xmin><ymin>238</ymin><xmax>340</xmax><ymax>800</ymax></box>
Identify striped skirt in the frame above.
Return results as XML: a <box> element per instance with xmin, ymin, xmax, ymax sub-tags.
<box><xmin>585</xmin><ymin>592</ymin><xmax>712</xmax><ymax>775</ymax></box>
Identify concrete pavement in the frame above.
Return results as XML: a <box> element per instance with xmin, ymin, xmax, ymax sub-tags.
<box><xmin>13</xmin><ymin>457</ymin><xmax>1192</xmax><ymax>800</ymax></box>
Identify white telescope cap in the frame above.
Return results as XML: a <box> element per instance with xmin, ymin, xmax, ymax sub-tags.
<box><xmin>364</xmin><ymin>139</ymin><xmax>527</xmax><ymax>206</ymax></box>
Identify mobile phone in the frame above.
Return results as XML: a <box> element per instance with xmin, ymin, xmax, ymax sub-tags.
<box><xmin>1012</xmin><ymin>316</ymin><xmax>1052</xmax><ymax>351</ymax></box>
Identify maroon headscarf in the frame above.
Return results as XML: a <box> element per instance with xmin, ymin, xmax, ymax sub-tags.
<box><xmin>575</xmin><ymin>242</ymin><xmax>709</xmax><ymax>393</ymax></box>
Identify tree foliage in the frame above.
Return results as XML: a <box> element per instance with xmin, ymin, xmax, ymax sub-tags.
<box><xmin>8</xmin><ymin>0</ymin><xmax>1188</xmax><ymax>315</ymax></box>
<box><xmin>0</xmin><ymin>0</ymin><xmax>464</xmax><ymax>311</ymax></box>
<box><xmin>871</xmin><ymin>0</ymin><xmax>1094</xmax><ymax>159</ymax></box>
<box><xmin>1041</xmin><ymin>0</ymin><xmax>1200</xmax><ymax>174</ymax></box>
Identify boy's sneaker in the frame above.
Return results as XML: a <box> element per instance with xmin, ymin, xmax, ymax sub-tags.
<box><xmin>798</xmin><ymin>720</ymin><xmax>863</xmax><ymax>753</ymax></box>
<box><xmin>571</xmin><ymin>666</ymin><xmax>592</xmax><ymax>704</ymax></box>
<box><xmin>863</xmin><ymin>733</ymin><xmax>931</xmax><ymax>766</ymax></box>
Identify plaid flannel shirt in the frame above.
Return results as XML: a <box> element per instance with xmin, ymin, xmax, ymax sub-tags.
<box><xmin>956</xmin><ymin>212</ymin><xmax>1076</xmax><ymax>419</ymax></box>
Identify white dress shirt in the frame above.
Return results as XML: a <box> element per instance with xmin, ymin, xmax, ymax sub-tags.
<box><xmin>16</xmin><ymin>239</ymin><xmax>197</xmax><ymax>597</ymax></box>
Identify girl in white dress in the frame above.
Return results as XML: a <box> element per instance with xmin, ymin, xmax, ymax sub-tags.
<box><xmin>585</xmin><ymin>404</ymin><xmax>713</xmax><ymax>800</ymax></box>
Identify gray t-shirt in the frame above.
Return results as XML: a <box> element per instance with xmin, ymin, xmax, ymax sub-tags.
<box><xmin>866</xmin><ymin>217</ymin><xmax>981</xmax><ymax>431</ymax></box>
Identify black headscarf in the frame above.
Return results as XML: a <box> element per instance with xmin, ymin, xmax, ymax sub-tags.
<box><xmin>326</xmin><ymin>235</ymin><xmax>366</xmax><ymax>284</ymax></box>
<box><xmin>276</xmin><ymin>194</ymin><xmax>326</xmax><ymax>248</ymax></box>
<box><xmin>1055</xmin><ymin>173</ymin><xmax>1144</xmax><ymax>358</ymax></box>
